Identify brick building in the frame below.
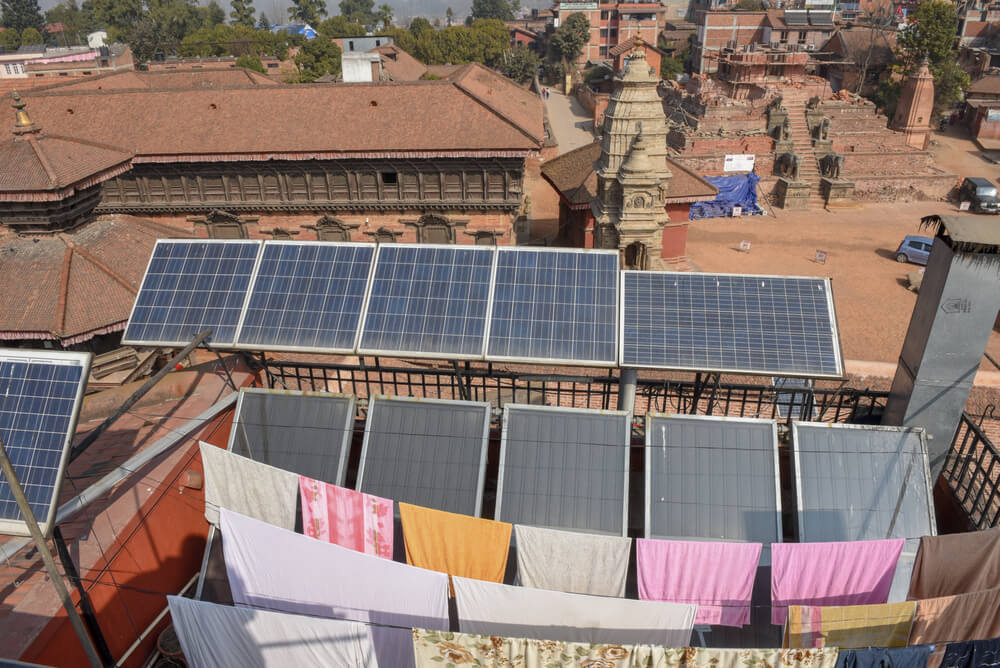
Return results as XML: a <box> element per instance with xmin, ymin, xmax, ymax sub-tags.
<box><xmin>553</xmin><ymin>0</ymin><xmax>665</xmax><ymax>63</ymax></box>
<box><xmin>0</xmin><ymin>44</ymin><xmax>133</xmax><ymax>96</ymax></box>
<box><xmin>963</xmin><ymin>75</ymin><xmax>1000</xmax><ymax>146</ymax></box>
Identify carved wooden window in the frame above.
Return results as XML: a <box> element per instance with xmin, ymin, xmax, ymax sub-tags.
<box><xmin>400</xmin><ymin>173</ymin><xmax>420</xmax><ymax>200</ymax></box>
<box><xmin>473</xmin><ymin>231</ymin><xmax>498</xmax><ymax>246</ymax></box>
<box><xmin>287</xmin><ymin>173</ymin><xmax>309</xmax><ymax>201</ymax></box>
<box><xmin>202</xmin><ymin>174</ymin><xmax>226</xmax><ymax>202</ymax></box>
<box><xmin>309</xmin><ymin>173</ymin><xmax>329</xmax><ymax>199</ymax></box>
<box><xmin>262</xmin><ymin>173</ymin><xmax>281</xmax><ymax>200</ymax></box>
<box><xmin>421</xmin><ymin>223</ymin><xmax>452</xmax><ymax>244</ymax></box>
<box><xmin>444</xmin><ymin>172</ymin><xmax>462</xmax><ymax>200</ymax></box>
<box><xmin>466</xmin><ymin>172</ymin><xmax>484</xmax><ymax>200</ymax></box>
<box><xmin>380</xmin><ymin>172</ymin><xmax>399</xmax><ymax>199</ymax></box>
<box><xmin>330</xmin><ymin>173</ymin><xmax>350</xmax><ymax>200</ymax></box>
<box><xmin>166</xmin><ymin>175</ymin><xmax>187</xmax><ymax>201</ymax></box>
<box><xmin>423</xmin><ymin>172</ymin><xmax>442</xmax><ymax>199</ymax></box>
<box><xmin>486</xmin><ymin>172</ymin><xmax>505</xmax><ymax>201</ymax></box>
<box><xmin>315</xmin><ymin>217</ymin><xmax>351</xmax><ymax>241</ymax></box>
<box><xmin>120</xmin><ymin>177</ymin><xmax>142</xmax><ymax>203</ymax></box>
<box><xmin>101</xmin><ymin>181</ymin><xmax>122</xmax><ymax>203</ymax></box>
<box><xmin>241</xmin><ymin>175</ymin><xmax>262</xmax><ymax>201</ymax></box>
<box><xmin>508</xmin><ymin>171</ymin><xmax>522</xmax><ymax>194</ymax></box>
<box><xmin>373</xmin><ymin>227</ymin><xmax>397</xmax><ymax>243</ymax></box>
<box><xmin>145</xmin><ymin>176</ymin><xmax>168</xmax><ymax>202</ymax></box>
<box><xmin>207</xmin><ymin>221</ymin><xmax>247</xmax><ymax>239</ymax></box>
<box><xmin>359</xmin><ymin>173</ymin><xmax>379</xmax><ymax>199</ymax></box>
<box><xmin>270</xmin><ymin>228</ymin><xmax>295</xmax><ymax>240</ymax></box>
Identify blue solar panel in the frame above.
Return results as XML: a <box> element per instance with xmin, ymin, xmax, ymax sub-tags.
<box><xmin>236</xmin><ymin>242</ymin><xmax>375</xmax><ymax>353</ymax></box>
<box><xmin>0</xmin><ymin>350</ymin><xmax>89</xmax><ymax>537</ymax></box>
<box><xmin>487</xmin><ymin>249</ymin><xmax>619</xmax><ymax>365</ymax></box>
<box><xmin>621</xmin><ymin>271</ymin><xmax>843</xmax><ymax>377</ymax></box>
<box><xmin>124</xmin><ymin>240</ymin><xmax>262</xmax><ymax>347</ymax></box>
<box><xmin>358</xmin><ymin>245</ymin><xmax>495</xmax><ymax>358</ymax></box>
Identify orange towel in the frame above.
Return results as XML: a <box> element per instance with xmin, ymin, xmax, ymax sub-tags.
<box><xmin>908</xmin><ymin>585</ymin><xmax>1000</xmax><ymax>645</ymax></box>
<box><xmin>399</xmin><ymin>503</ymin><xmax>512</xmax><ymax>592</ymax></box>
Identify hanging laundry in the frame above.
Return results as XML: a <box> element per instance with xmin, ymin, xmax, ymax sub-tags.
<box><xmin>771</xmin><ymin>539</ymin><xmax>904</xmax><ymax>625</ymax></box>
<box><xmin>219</xmin><ymin>508</ymin><xmax>448</xmax><ymax>668</ymax></box>
<box><xmin>514</xmin><ymin>524</ymin><xmax>631</xmax><ymax>597</ymax></box>
<box><xmin>783</xmin><ymin>601</ymin><xmax>917</xmax><ymax>649</ymax></box>
<box><xmin>452</xmin><ymin>575</ymin><xmax>696</xmax><ymax>646</ymax></box>
<box><xmin>907</xmin><ymin>528</ymin><xmax>1000</xmax><ymax>600</ymax></box>
<box><xmin>908</xmin><ymin>586</ymin><xmax>1000</xmax><ymax>645</ymax></box>
<box><xmin>200</xmin><ymin>442</ymin><xmax>298</xmax><ymax>530</ymax></box>
<box><xmin>636</xmin><ymin>538</ymin><xmax>762</xmax><ymax>627</ymax></box>
<box><xmin>938</xmin><ymin>638</ymin><xmax>1000</xmax><ymax>668</ymax></box>
<box><xmin>167</xmin><ymin>595</ymin><xmax>378</xmax><ymax>668</ymax></box>
<box><xmin>674</xmin><ymin>648</ymin><xmax>841</xmax><ymax>668</ymax></box>
<box><xmin>835</xmin><ymin>647</ymin><xmax>933</xmax><ymax>668</ymax></box>
<box><xmin>299</xmin><ymin>476</ymin><xmax>393</xmax><ymax>559</ymax></box>
<box><xmin>399</xmin><ymin>502</ymin><xmax>512</xmax><ymax>587</ymax></box>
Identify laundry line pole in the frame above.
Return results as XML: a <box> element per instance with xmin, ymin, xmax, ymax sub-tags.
<box><xmin>0</xmin><ymin>435</ymin><xmax>104</xmax><ymax>668</ymax></box>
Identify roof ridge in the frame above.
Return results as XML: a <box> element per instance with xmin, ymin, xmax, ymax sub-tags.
<box><xmin>56</xmin><ymin>244</ymin><xmax>73</xmax><ymax>336</ymax></box>
<box><xmin>58</xmin><ymin>233</ymin><xmax>139</xmax><ymax>295</ymax></box>
<box><xmin>43</xmin><ymin>133</ymin><xmax>133</xmax><ymax>157</ymax></box>
<box><xmin>451</xmin><ymin>70</ymin><xmax>543</xmax><ymax>145</ymax></box>
<box><xmin>27</xmin><ymin>135</ymin><xmax>61</xmax><ymax>186</ymax></box>
<box><xmin>124</xmin><ymin>216</ymin><xmax>193</xmax><ymax>238</ymax></box>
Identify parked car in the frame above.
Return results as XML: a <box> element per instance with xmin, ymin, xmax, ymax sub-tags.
<box><xmin>895</xmin><ymin>235</ymin><xmax>934</xmax><ymax>265</ymax></box>
<box><xmin>958</xmin><ymin>177</ymin><xmax>1000</xmax><ymax>214</ymax></box>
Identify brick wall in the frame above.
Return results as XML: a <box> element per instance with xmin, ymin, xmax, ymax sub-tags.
<box><xmin>841</xmin><ymin>151</ymin><xmax>931</xmax><ymax>176</ymax></box>
<box><xmin>851</xmin><ymin>172</ymin><xmax>958</xmax><ymax>202</ymax></box>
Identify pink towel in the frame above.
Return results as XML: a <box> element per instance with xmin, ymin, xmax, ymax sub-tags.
<box><xmin>299</xmin><ymin>477</ymin><xmax>393</xmax><ymax>559</ymax></box>
<box><xmin>637</xmin><ymin>538</ymin><xmax>762</xmax><ymax>627</ymax></box>
<box><xmin>771</xmin><ymin>539</ymin><xmax>904</xmax><ymax>625</ymax></box>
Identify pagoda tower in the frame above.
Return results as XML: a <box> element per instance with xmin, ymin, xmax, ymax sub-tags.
<box><xmin>890</xmin><ymin>59</ymin><xmax>935</xmax><ymax>150</ymax></box>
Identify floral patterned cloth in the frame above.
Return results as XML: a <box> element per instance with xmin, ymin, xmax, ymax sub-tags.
<box><xmin>411</xmin><ymin>629</ymin><xmax>840</xmax><ymax>668</ymax></box>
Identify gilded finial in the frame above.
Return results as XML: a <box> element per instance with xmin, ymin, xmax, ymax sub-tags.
<box><xmin>12</xmin><ymin>92</ymin><xmax>33</xmax><ymax>129</ymax></box>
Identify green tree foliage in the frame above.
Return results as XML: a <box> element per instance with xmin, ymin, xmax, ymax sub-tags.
<box><xmin>19</xmin><ymin>24</ymin><xmax>40</xmax><ymax>42</ymax></box>
<box><xmin>234</xmin><ymin>52</ymin><xmax>264</xmax><ymax>70</ymax></box>
<box><xmin>45</xmin><ymin>0</ymin><xmax>98</xmax><ymax>44</ymax></box>
<box><xmin>408</xmin><ymin>15</ymin><xmax>431</xmax><ymax>35</ymax></box>
<box><xmin>88</xmin><ymin>0</ymin><xmax>144</xmax><ymax>38</ymax></box>
<box><xmin>127</xmin><ymin>15</ymin><xmax>164</xmax><ymax>60</ymax></box>
<box><xmin>295</xmin><ymin>33</ymin><xmax>341</xmax><ymax>80</ymax></box>
<box><xmin>0</xmin><ymin>26</ymin><xmax>19</xmax><ymax>49</ymax></box>
<box><xmin>733</xmin><ymin>0</ymin><xmax>763</xmax><ymax>9</ymax></box>
<box><xmin>199</xmin><ymin>0</ymin><xmax>225</xmax><ymax>27</ymax></box>
<box><xmin>338</xmin><ymin>0</ymin><xmax>375</xmax><ymax>25</ymax></box>
<box><xmin>318</xmin><ymin>14</ymin><xmax>365</xmax><ymax>36</ymax></box>
<box><xmin>549</xmin><ymin>11</ymin><xmax>588</xmax><ymax>63</ymax></box>
<box><xmin>445</xmin><ymin>6</ymin><xmax>452</xmax><ymax>25</ymax></box>
<box><xmin>288</xmin><ymin>0</ymin><xmax>327</xmax><ymax>26</ymax></box>
<box><xmin>375</xmin><ymin>2</ymin><xmax>391</xmax><ymax>27</ymax></box>
<box><xmin>257</xmin><ymin>12</ymin><xmax>270</xmax><ymax>28</ymax></box>
<box><xmin>1</xmin><ymin>0</ymin><xmax>44</xmax><ymax>33</ymax></box>
<box><xmin>180</xmin><ymin>23</ymin><xmax>288</xmax><ymax>57</ymax></box>
<box><xmin>501</xmin><ymin>43</ymin><xmax>539</xmax><ymax>83</ymax></box>
<box><xmin>383</xmin><ymin>18</ymin><xmax>508</xmax><ymax>66</ymax></box>
<box><xmin>229</xmin><ymin>0</ymin><xmax>253</xmax><ymax>25</ymax></box>
<box><xmin>470</xmin><ymin>0</ymin><xmax>516</xmax><ymax>21</ymax></box>
<box><xmin>660</xmin><ymin>55</ymin><xmax>683</xmax><ymax>80</ymax></box>
<box><xmin>147</xmin><ymin>0</ymin><xmax>201</xmax><ymax>43</ymax></box>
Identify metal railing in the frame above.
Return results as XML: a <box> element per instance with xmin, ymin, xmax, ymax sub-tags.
<box><xmin>944</xmin><ymin>411</ymin><xmax>1000</xmax><ymax>530</ymax></box>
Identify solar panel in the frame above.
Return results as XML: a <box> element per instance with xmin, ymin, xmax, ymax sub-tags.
<box><xmin>784</xmin><ymin>10</ymin><xmax>809</xmax><ymax>24</ymax></box>
<box><xmin>357</xmin><ymin>245</ymin><xmax>496</xmax><ymax>359</ymax></box>
<box><xmin>227</xmin><ymin>389</ymin><xmax>356</xmax><ymax>486</ymax></box>
<box><xmin>357</xmin><ymin>395</ymin><xmax>490</xmax><ymax>516</ymax></box>
<box><xmin>123</xmin><ymin>240</ymin><xmax>262</xmax><ymax>347</ymax></box>
<box><xmin>0</xmin><ymin>349</ymin><xmax>90</xmax><ymax>537</ymax></box>
<box><xmin>621</xmin><ymin>271</ymin><xmax>843</xmax><ymax>378</ymax></box>
<box><xmin>645</xmin><ymin>414</ymin><xmax>781</xmax><ymax>544</ymax></box>
<box><xmin>488</xmin><ymin>249</ymin><xmax>619</xmax><ymax>365</ymax></box>
<box><xmin>793</xmin><ymin>423</ymin><xmax>935</xmax><ymax>543</ymax></box>
<box><xmin>497</xmin><ymin>404</ymin><xmax>630</xmax><ymax>536</ymax></box>
<box><xmin>235</xmin><ymin>241</ymin><xmax>375</xmax><ymax>353</ymax></box>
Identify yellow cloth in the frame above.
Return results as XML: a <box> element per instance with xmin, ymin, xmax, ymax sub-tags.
<box><xmin>399</xmin><ymin>503</ymin><xmax>512</xmax><ymax>591</ymax></box>
<box><xmin>783</xmin><ymin>601</ymin><xmax>917</xmax><ymax>649</ymax></box>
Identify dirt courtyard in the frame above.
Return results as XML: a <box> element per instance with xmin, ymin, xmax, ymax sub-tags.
<box><xmin>685</xmin><ymin>200</ymin><xmax>1000</xmax><ymax>374</ymax></box>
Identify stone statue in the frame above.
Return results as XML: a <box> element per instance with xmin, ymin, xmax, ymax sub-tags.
<box><xmin>819</xmin><ymin>117</ymin><xmax>831</xmax><ymax>141</ymax></box>
<box><xmin>781</xmin><ymin>117</ymin><xmax>791</xmax><ymax>141</ymax></box>
<box><xmin>806</xmin><ymin>96</ymin><xmax>821</xmax><ymax>110</ymax></box>
<box><xmin>777</xmin><ymin>152</ymin><xmax>800</xmax><ymax>181</ymax></box>
<box><xmin>820</xmin><ymin>153</ymin><xmax>845</xmax><ymax>179</ymax></box>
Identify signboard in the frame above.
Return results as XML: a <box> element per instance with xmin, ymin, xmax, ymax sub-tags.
<box><xmin>739</xmin><ymin>240</ymin><xmax>752</xmax><ymax>253</ymax></box>
<box><xmin>960</xmin><ymin>201</ymin><xmax>971</xmax><ymax>211</ymax></box>
<box><xmin>814</xmin><ymin>249</ymin><xmax>828</xmax><ymax>264</ymax></box>
<box><xmin>724</xmin><ymin>154</ymin><xmax>756</xmax><ymax>172</ymax></box>
<box><xmin>987</xmin><ymin>109</ymin><xmax>1000</xmax><ymax>123</ymax></box>
<box><xmin>731</xmin><ymin>206</ymin><xmax>743</xmax><ymax>217</ymax></box>
<box><xmin>558</xmin><ymin>2</ymin><xmax>598</xmax><ymax>9</ymax></box>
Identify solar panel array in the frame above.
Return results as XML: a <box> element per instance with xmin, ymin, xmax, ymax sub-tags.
<box><xmin>0</xmin><ymin>350</ymin><xmax>90</xmax><ymax>537</ymax></box>
<box><xmin>497</xmin><ymin>405</ymin><xmax>630</xmax><ymax>536</ymax></box>
<box><xmin>357</xmin><ymin>396</ymin><xmax>490</xmax><ymax>516</ymax></box>
<box><xmin>621</xmin><ymin>271</ymin><xmax>843</xmax><ymax>378</ymax></box>
<box><xmin>645</xmin><ymin>415</ymin><xmax>781</xmax><ymax>544</ymax></box>
<box><xmin>227</xmin><ymin>389</ymin><xmax>356</xmax><ymax>486</ymax></box>
<box><xmin>124</xmin><ymin>241</ymin><xmax>845</xmax><ymax>379</ymax></box>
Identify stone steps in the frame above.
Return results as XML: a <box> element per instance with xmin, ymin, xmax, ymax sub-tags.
<box><xmin>783</xmin><ymin>98</ymin><xmax>825</xmax><ymax>207</ymax></box>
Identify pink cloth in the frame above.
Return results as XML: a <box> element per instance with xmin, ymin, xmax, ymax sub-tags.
<box><xmin>299</xmin><ymin>477</ymin><xmax>393</xmax><ymax>559</ymax></box>
<box><xmin>771</xmin><ymin>539</ymin><xmax>905</xmax><ymax>625</ymax></box>
<box><xmin>637</xmin><ymin>538</ymin><xmax>762</xmax><ymax>627</ymax></box>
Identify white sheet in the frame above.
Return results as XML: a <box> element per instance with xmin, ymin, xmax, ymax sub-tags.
<box><xmin>168</xmin><ymin>596</ymin><xmax>378</xmax><ymax>668</ymax></box>
<box><xmin>514</xmin><ymin>524</ymin><xmax>631</xmax><ymax>597</ymax></box>
<box><xmin>452</xmin><ymin>575</ymin><xmax>697</xmax><ymax>646</ymax></box>
<box><xmin>200</xmin><ymin>442</ymin><xmax>298</xmax><ymax>530</ymax></box>
<box><xmin>220</xmin><ymin>508</ymin><xmax>449</xmax><ymax>668</ymax></box>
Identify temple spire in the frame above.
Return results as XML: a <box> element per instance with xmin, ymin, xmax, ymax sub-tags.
<box><xmin>12</xmin><ymin>92</ymin><xmax>39</xmax><ymax>135</ymax></box>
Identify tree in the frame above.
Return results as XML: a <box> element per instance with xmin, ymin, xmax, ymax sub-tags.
<box><xmin>127</xmin><ymin>15</ymin><xmax>165</xmax><ymax>61</ymax></box>
<box><xmin>199</xmin><ymin>0</ymin><xmax>225</xmax><ymax>27</ymax></box>
<box><xmin>445</xmin><ymin>6</ymin><xmax>452</xmax><ymax>25</ymax></box>
<box><xmin>470</xmin><ymin>0</ymin><xmax>516</xmax><ymax>21</ymax></box>
<box><xmin>88</xmin><ymin>0</ymin><xmax>144</xmax><ymax>38</ymax></box>
<box><xmin>409</xmin><ymin>15</ymin><xmax>431</xmax><ymax>35</ymax></box>
<box><xmin>288</xmin><ymin>0</ymin><xmax>327</xmax><ymax>25</ymax></box>
<box><xmin>235</xmin><ymin>52</ymin><xmax>264</xmax><ymax>70</ymax></box>
<box><xmin>1</xmin><ymin>0</ymin><xmax>44</xmax><ymax>33</ymax></box>
<box><xmin>898</xmin><ymin>0</ymin><xmax>959</xmax><ymax>68</ymax></box>
<box><xmin>257</xmin><ymin>12</ymin><xmax>270</xmax><ymax>28</ymax></box>
<box><xmin>295</xmin><ymin>33</ymin><xmax>341</xmax><ymax>80</ymax></box>
<box><xmin>229</xmin><ymin>0</ymin><xmax>254</xmax><ymax>25</ymax></box>
<box><xmin>375</xmin><ymin>2</ymin><xmax>391</xmax><ymax>27</ymax></box>
<box><xmin>18</xmin><ymin>24</ymin><xmax>40</xmax><ymax>42</ymax></box>
<box><xmin>550</xmin><ymin>11</ymin><xmax>588</xmax><ymax>64</ymax></box>
<box><xmin>339</xmin><ymin>0</ymin><xmax>374</xmax><ymax>25</ymax></box>
<box><xmin>0</xmin><ymin>26</ymin><xmax>18</xmax><ymax>49</ymax></box>
<box><xmin>501</xmin><ymin>44</ymin><xmax>539</xmax><ymax>83</ymax></box>
<box><xmin>147</xmin><ymin>0</ymin><xmax>201</xmax><ymax>42</ymax></box>
<box><xmin>45</xmin><ymin>0</ymin><xmax>97</xmax><ymax>44</ymax></box>
<box><xmin>733</xmin><ymin>0</ymin><xmax>763</xmax><ymax>9</ymax></box>
<box><xmin>318</xmin><ymin>14</ymin><xmax>365</xmax><ymax>36</ymax></box>
<box><xmin>660</xmin><ymin>55</ymin><xmax>683</xmax><ymax>80</ymax></box>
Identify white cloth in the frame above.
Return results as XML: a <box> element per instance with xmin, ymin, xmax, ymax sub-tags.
<box><xmin>514</xmin><ymin>524</ymin><xmax>631</xmax><ymax>597</ymax></box>
<box><xmin>452</xmin><ymin>575</ymin><xmax>696</xmax><ymax>646</ymax></box>
<box><xmin>168</xmin><ymin>596</ymin><xmax>378</xmax><ymax>668</ymax></box>
<box><xmin>200</xmin><ymin>442</ymin><xmax>298</xmax><ymax>530</ymax></box>
<box><xmin>220</xmin><ymin>508</ymin><xmax>449</xmax><ymax>668</ymax></box>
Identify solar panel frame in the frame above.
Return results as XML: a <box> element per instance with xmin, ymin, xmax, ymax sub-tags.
<box><xmin>356</xmin><ymin>395</ymin><xmax>491</xmax><ymax>516</ymax></box>
<box><xmin>644</xmin><ymin>413</ymin><xmax>782</xmax><ymax>546</ymax></box>
<box><xmin>619</xmin><ymin>270</ymin><xmax>845</xmax><ymax>379</ymax></box>
<box><xmin>792</xmin><ymin>422</ymin><xmax>936</xmax><ymax>543</ymax></box>
<box><xmin>232</xmin><ymin>240</ymin><xmax>377</xmax><ymax>355</ymax></box>
<box><xmin>225</xmin><ymin>388</ymin><xmax>356</xmax><ymax>486</ymax></box>
<box><xmin>122</xmin><ymin>239</ymin><xmax>264</xmax><ymax>349</ymax></box>
<box><xmin>496</xmin><ymin>404</ymin><xmax>630</xmax><ymax>536</ymax></box>
<box><xmin>0</xmin><ymin>349</ymin><xmax>91</xmax><ymax>538</ymax></box>
<box><xmin>356</xmin><ymin>244</ymin><xmax>498</xmax><ymax>361</ymax></box>
<box><xmin>486</xmin><ymin>247</ymin><xmax>620</xmax><ymax>367</ymax></box>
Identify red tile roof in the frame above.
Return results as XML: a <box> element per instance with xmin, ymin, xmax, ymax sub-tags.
<box><xmin>969</xmin><ymin>75</ymin><xmax>1000</xmax><ymax>96</ymax></box>
<box><xmin>0</xmin><ymin>216</ymin><xmax>190</xmax><ymax>342</ymax></box>
<box><xmin>0</xmin><ymin>131</ymin><xmax>132</xmax><ymax>199</ymax></box>
<box><xmin>32</xmin><ymin>68</ymin><xmax>279</xmax><ymax>93</ymax></box>
<box><xmin>373</xmin><ymin>44</ymin><xmax>427</xmax><ymax>81</ymax></box>
<box><xmin>16</xmin><ymin>69</ymin><xmax>544</xmax><ymax>159</ymax></box>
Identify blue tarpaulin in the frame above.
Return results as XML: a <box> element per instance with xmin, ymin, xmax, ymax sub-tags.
<box><xmin>689</xmin><ymin>173</ymin><xmax>763</xmax><ymax>220</ymax></box>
